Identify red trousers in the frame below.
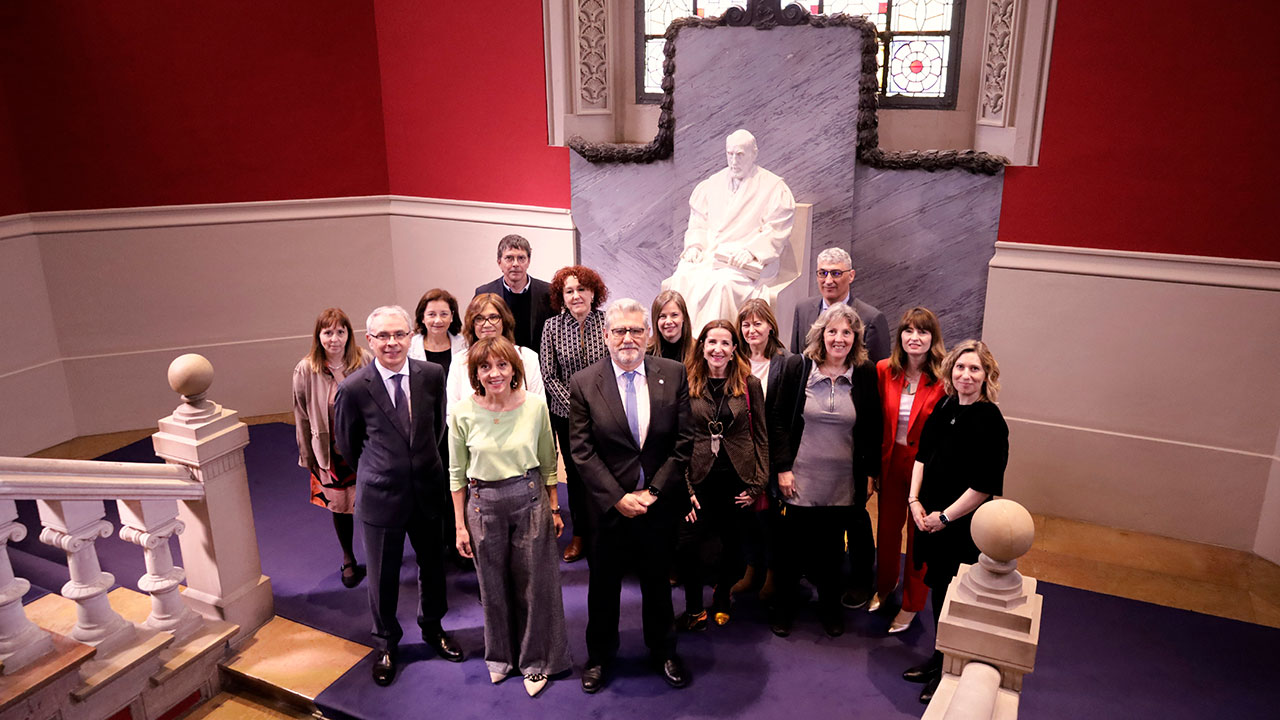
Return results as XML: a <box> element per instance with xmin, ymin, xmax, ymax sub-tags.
<box><xmin>876</xmin><ymin>442</ymin><xmax>928</xmax><ymax>612</ymax></box>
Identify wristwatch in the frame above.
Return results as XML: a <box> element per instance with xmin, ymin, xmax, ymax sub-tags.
<box><xmin>647</xmin><ymin>486</ymin><xmax>661</xmax><ymax>498</ymax></box>
<box><xmin>938</xmin><ymin>512</ymin><xmax>950</xmax><ymax>526</ymax></box>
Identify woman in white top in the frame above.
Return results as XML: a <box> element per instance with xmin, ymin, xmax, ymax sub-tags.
<box><xmin>446</xmin><ymin>293</ymin><xmax>544</xmax><ymax>415</ymax></box>
<box><xmin>731</xmin><ymin>298</ymin><xmax>791</xmax><ymax>599</ymax></box>
<box><xmin>407</xmin><ymin>288</ymin><xmax>467</xmax><ymax>369</ymax></box>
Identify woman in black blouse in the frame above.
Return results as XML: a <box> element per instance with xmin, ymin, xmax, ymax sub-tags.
<box><xmin>647</xmin><ymin>290</ymin><xmax>693</xmax><ymax>362</ymax></box>
<box><xmin>901</xmin><ymin>339</ymin><xmax>1009</xmax><ymax>704</ymax></box>
<box><xmin>539</xmin><ymin>265</ymin><xmax>610</xmax><ymax>563</ymax></box>
<box><xmin>676</xmin><ymin>319</ymin><xmax>768</xmax><ymax>630</ymax></box>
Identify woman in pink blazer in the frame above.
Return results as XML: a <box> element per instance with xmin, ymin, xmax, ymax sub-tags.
<box><xmin>873</xmin><ymin>307</ymin><xmax>947</xmax><ymax>632</ymax></box>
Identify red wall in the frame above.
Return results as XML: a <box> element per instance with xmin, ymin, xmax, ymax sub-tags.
<box><xmin>0</xmin><ymin>96</ymin><xmax>26</xmax><ymax>217</ymax></box>
<box><xmin>373</xmin><ymin>1</ymin><xmax>570</xmax><ymax>208</ymax></box>
<box><xmin>0</xmin><ymin>1</ymin><xmax>389</xmax><ymax>212</ymax></box>
<box><xmin>999</xmin><ymin>1</ymin><xmax>1280</xmax><ymax>261</ymax></box>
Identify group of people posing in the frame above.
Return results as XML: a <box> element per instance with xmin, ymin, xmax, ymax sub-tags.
<box><xmin>291</xmin><ymin>234</ymin><xmax>1009</xmax><ymax>703</ymax></box>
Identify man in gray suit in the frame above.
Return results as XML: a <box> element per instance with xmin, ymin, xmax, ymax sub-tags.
<box><xmin>334</xmin><ymin>305</ymin><xmax>463</xmax><ymax>687</ymax></box>
<box><xmin>790</xmin><ymin>247</ymin><xmax>890</xmax><ymax>362</ymax></box>
<box><xmin>789</xmin><ymin>248</ymin><xmax>887</xmax><ymax>610</ymax></box>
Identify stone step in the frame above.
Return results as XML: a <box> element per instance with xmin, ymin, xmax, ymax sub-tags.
<box><xmin>220</xmin><ymin>617</ymin><xmax>368</xmax><ymax>716</ymax></box>
<box><xmin>0</xmin><ymin>633</ymin><xmax>94</xmax><ymax>718</ymax></box>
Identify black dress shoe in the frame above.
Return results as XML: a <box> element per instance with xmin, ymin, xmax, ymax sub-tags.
<box><xmin>425</xmin><ymin>629</ymin><xmax>464</xmax><ymax>662</ymax></box>
<box><xmin>821</xmin><ymin>613</ymin><xmax>845</xmax><ymax>638</ymax></box>
<box><xmin>768</xmin><ymin>610</ymin><xmax>793</xmax><ymax>638</ymax></box>
<box><xmin>340</xmin><ymin>562</ymin><xmax>366</xmax><ymax>589</ymax></box>
<box><xmin>920</xmin><ymin>673</ymin><xmax>941</xmax><ymax>704</ymax></box>
<box><xmin>372</xmin><ymin>651</ymin><xmax>396</xmax><ymax>686</ymax></box>
<box><xmin>657</xmin><ymin>655</ymin><xmax>690</xmax><ymax>689</ymax></box>
<box><xmin>840</xmin><ymin>587</ymin><xmax>872</xmax><ymax>609</ymax></box>
<box><xmin>581</xmin><ymin>664</ymin><xmax>605</xmax><ymax>694</ymax></box>
<box><xmin>902</xmin><ymin>653</ymin><xmax>943</xmax><ymax>683</ymax></box>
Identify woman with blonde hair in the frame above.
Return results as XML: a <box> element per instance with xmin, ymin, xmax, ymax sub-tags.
<box><xmin>648</xmin><ymin>289</ymin><xmax>693</xmax><ymax>362</ymax></box>
<box><xmin>769</xmin><ymin>303</ymin><xmax>881</xmax><ymax>638</ymax></box>
<box><xmin>901</xmin><ymin>339</ymin><xmax>1008</xmax><ymax>703</ymax></box>
<box><xmin>450</xmin><ymin>336</ymin><xmax>570</xmax><ymax>697</ymax></box>
<box><xmin>675</xmin><ymin>319</ymin><xmax>768</xmax><ymax>630</ymax></box>
<box><xmin>291</xmin><ymin>307</ymin><xmax>370</xmax><ymax>588</ymax></box>
<box><xmin>872</xmin><ymin>307</ymin><xmax>948</xmax><ymax>633</ymax></box>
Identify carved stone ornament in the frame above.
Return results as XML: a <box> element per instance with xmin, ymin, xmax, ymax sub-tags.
<box><xmin>981</xmin><ymin>0</ymin><xmax>1017</xmax><ymax>124</ymax></box>
<box><xmin>578</xmin><ymin>0</ymin><xmax>608</xmax><ymax>108</ymax></box>
<box><xmin>724</xmin><ymin>0</ymin><xmax>809</xmax><ymax>28</ymax></box>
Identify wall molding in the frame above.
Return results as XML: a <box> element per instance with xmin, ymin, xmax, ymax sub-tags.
<box><xmin>0</xmin><ymin>195</ymin><xmax>575</xmax><ymax>241</ymax></box>
<box><xmin>1006</xmin><ymin>415</ymin><xmax>1278</xmax><ymax>463</ymax></box>
<box><xmin>990</xmin><ymin>241</ymin><xmax>1280</xmax><ymax>291</ymax></box>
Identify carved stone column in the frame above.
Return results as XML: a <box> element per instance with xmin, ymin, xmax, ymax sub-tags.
<box><xmin>0</xmin><ymin>498</ymin><xmax>55</xmax><ymax>674</ymax></box>
<box><xmin>37</xmin><ymin>498</ymin><xmax>136</xmax><ymax>654</ymax></box>
<box><xmin>118</xmin><ymin>498</ymin><xmax>201</xmax><ymax>642</ymax></box>
<box><xmin>151</xmin><ymin>354</ymin><xmax>272</xmax><ymax>643</ymax></box>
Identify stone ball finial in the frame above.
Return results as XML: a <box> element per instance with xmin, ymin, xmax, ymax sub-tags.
<box><xmin>971</xmin><ymin>499</ymin><xmax>1035</xmax><ymax>563</ymax></box>
<box><xmin>168</xmin><ymin>353</ymin><xmax>214</xmax><ymax>398</ymax></box>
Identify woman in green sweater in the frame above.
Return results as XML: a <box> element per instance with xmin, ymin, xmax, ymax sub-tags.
<box><xmin>449</xmin><ymin>336</ymin><xmax>570</xmax><ymax>698</ymax></box>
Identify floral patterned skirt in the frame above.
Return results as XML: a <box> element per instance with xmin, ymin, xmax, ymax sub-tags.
<box><xmin>309</xmin><ymin>444</ymin><xmax>357</xmax><ymax>514</ymax></box>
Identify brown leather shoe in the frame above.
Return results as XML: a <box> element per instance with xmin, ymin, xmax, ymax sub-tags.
<box><xmin>562</xmin><ymin>536</ymin><xmax>585</xmax><ymax>563</ymax></box>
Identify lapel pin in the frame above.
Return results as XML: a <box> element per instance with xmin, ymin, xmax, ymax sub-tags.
<box><xmin>659</xmin><ymin>378</ymin><xmax>665</xmax><ymax>385</ymax></box>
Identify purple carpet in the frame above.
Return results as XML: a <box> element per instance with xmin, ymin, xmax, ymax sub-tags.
<box><xmin>11</xmin><ymin>423</ymin><xmax>1280</xmax><ymax>718</ymax></box>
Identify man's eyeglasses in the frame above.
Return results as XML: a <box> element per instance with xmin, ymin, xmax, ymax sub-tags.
<box><xmin>608</xmin><ymin>327</ymin><xmax>646</xmax><ymax>338</ymax></box>
<box><xmin>816</xmin><ymin>269</ymin><xmax>848</xmax><ymax>280</ymax></box>
<box><xmin>475</xmin><ymin>314</ymin><xmax>503</xmax><ymax>326</ymax></box>
<box><xmin>370</xmin><ymin>331</ymin><xmax>410</xmax><ymax>343</ymax></box>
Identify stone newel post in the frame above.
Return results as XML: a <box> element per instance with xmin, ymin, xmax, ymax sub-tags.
<box><xmin>151</xmin><ymin>354</ymin><xmax>273</xmax><ymax>642</ymax></box>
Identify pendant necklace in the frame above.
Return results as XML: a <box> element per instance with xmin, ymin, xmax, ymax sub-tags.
<box><xmin>708</xmin><ymin>379</ymin><xmax>728</xmax><ymax>455</ymax></box>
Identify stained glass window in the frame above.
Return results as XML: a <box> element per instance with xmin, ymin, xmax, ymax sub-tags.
<box><xmin>636</xmin><ymin>0</ymin><xmax>964</xmax><ymax>109</ymax></box>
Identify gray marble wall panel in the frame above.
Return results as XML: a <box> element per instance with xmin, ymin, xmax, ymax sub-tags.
<box><xmin>571</xmin><ymin>22</ymin><xmax>1002</xmax><ymax>343</ymax></box>
<box><xmin>574</xmin><ymin>23</ymin><xmax>865</xmax><ymax>307</ymax></box>
<box><xmin>849</xmin><ymin>165</ymin><xmax>1004</xmax><ymax>348</ymax></box>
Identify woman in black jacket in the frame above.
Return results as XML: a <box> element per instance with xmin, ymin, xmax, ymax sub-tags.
<box><xmin>769</xmin><ymin>303</ymin><xmax>881</xmax><ymax>638</ymax></box>
<box><xmin>675</xmin><ymin>320</ymin><xmax>768</xmax><ymax>630</ymax></box>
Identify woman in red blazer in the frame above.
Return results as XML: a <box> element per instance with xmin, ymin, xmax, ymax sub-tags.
<box><xmin>873</xmin><ymin>307</ymin><xmax>947</xmax><ymax>633</ymax></box>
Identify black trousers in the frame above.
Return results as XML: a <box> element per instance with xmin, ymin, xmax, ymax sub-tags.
<box><xmin>363</xmin><ymin>514</ymin><xmax>447</xmax><ymax>654</ymax></box>
<box><xmin>550</xmin><ymin>413</ymin><xmax>590</xmax><ymax>541</ymax></box>
<box><xmin>845</xmin><ymin>504</ymin><xmax>876</xmax><ymax>591</ymax></box>
<box><xmin>585</xmin><ymin>509</ymin><xmax>677</xmax><ymax>664</ymax></box>
<box><xmin>677</xmin><ymin>471</ymin><xmax>752</xmax><ymax>612</ymax></box>
<box><xmin>774</xmin><ymin>504</ymin><xmax>851</xmax><ymax>617</ymax></box>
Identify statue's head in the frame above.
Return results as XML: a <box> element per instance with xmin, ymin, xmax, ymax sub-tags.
<box><xmin>725</xmin><ymin>129</ymin><xmax>758</xmax><ymax>180</ymax></box>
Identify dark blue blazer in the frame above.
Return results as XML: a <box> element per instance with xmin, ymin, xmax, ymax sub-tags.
<box><xmin>333</xmin><ymin>358</ymin><xmax>447</xmax><ymax>528</ymax></box>
<box><xmin>568</xmin><ymin>355</ymin><xmax>693</xmax><ymax>522</ymax></box>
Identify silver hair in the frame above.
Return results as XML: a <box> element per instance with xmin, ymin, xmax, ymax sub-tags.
<box><xmin>366</xmin><ymin>305</ymin><xmax>413</xmax><ymax>332</ymax></box>
<box><xmin>816</xmin><ymin>247</ymin><xmax>852</xmax><ymax>269</ymax></box>
<box><xmin>603</xmin><ymin>298</ymin><xmax>650</xmax><ymax>330</ymax></box>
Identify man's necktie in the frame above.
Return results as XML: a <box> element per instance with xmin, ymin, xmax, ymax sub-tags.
<box><xmin>392</xmin><ymin>373</ymin><xmax>410</xmax><ymax>434</ymax></box>
<box><xmin>623</xmin><ymin>371</ymin><xmax>640</xmax><ymax>447</ymax></box>
<box><xmin>623</xmin><ymin>370</ymin><xmax>645</xmax><ymax>489</ymax></box>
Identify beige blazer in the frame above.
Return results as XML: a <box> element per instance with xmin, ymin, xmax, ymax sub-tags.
<box><xmin>292</xmin><ymin>351</ymin><xmax>368</xmax><ymax>472</ymax></box>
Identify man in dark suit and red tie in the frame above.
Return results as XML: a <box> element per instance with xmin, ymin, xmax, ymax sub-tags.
<box><xmin>334</xmin><ymin>305</ymin><xmax>463</xmax><ymax>687</ymax></box>
<box><xmin>569</xmin><ymin>298</ymin><xmax>694</xmax><ymax>694</ymax></box>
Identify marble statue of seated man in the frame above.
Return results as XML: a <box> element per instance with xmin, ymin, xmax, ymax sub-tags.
<box><xmin>663</xmin><ymin>129</ymin><xmax>796</xmax><ymax>335</ymax></box>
